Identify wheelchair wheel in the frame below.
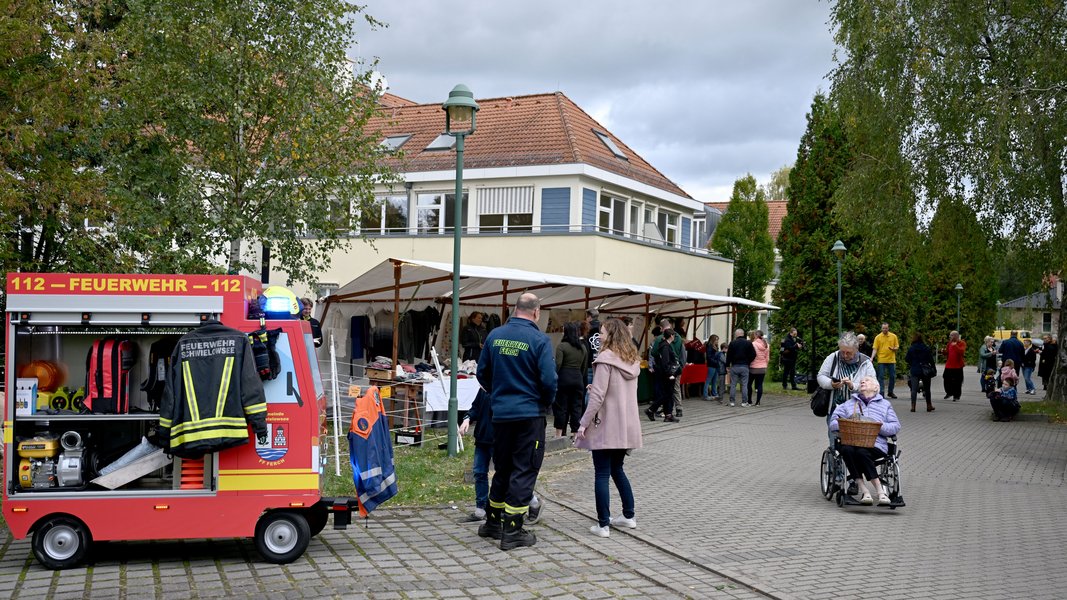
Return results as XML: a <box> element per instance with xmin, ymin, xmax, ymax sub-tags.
<box><xmin>881</xmin><ymin>459</ymin><xmax>901</xmax><ymax>498</ymax></box>
<box><xmin>820</xmin><ymin>448</ymin><xmax>835</xmax><ymax>500</ymax></box>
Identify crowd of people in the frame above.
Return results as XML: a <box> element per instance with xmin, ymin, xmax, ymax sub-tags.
<box><xmin>454</xmin><ymin>298</ymin><xmax>1059</xmax><ymax>545</ymax></box>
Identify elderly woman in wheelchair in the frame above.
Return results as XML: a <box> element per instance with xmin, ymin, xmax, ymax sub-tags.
<box><xmin>821</xmin><ymin>376</ymin><xmax>904</xmax><ymax>508</ymax></box>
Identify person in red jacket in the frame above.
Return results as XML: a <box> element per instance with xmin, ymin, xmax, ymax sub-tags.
<box><xmin>943</xmin><ymin>330</ymin><xmax>967</xmax><ymax>401</ymax></box>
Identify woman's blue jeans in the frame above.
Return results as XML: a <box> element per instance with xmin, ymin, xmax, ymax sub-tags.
<box><xmin>1022</xmin><ymin>366</ymin><xmax>1036</xmax><ymax>393</ymax></box>
<box><xmin>472</xmin><ymin>444</ymin><xmax>492</xmax><ymax>510</ymax></box>
<box><xmin>591</xmin><ymin>449</ymin><xmax>635</xmax><ymax>527</ymax></box>
<box><xmin>703</xmin><ymin>367</ymin><xmax>719</xmax><ymax>398</ymax></box>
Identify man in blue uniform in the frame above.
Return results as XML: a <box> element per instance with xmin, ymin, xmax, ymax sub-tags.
<box><xmin>475</xmin><ymin>293</ymin><xmax>557</xmax><ymax>551</ymax></box>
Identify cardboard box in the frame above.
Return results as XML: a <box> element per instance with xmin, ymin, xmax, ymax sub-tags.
<box><xmin>367</xmin><ymin>367</ymin><xmax>393</xmax><ymax>381</ymax></box>
<box><xmin>15</xmin><ymin>378</ymin><xmax>38</xmax><ymax>416</ymax></box>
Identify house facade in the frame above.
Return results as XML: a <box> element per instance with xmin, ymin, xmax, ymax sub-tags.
<box><xmin>1000</xmin><ymin>278</ymin><xmax>1062</xmax><ymax>337</ymax></box>
<box><xmin>279</xmin><ymin>91</ymin><xmax>738</xmax><ymax>336</ymax></box>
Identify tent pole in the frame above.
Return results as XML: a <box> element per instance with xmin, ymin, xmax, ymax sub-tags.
<box><xmin>641</xmin><ymin>293</ymin><xmax>652</xmax><ymax>353</ymax></box>
<box><xmin>501</xmin><ymin>280</ymin><xmax>509</xmax><ymax>322</ymax></box>
<box><xmin>691</xmin><ymin>300</ymin><xmax>699</xmax><ymax>340</ymax></box>
<box><xmin>392</xmin><ymin>263</ymin><xmax>401</xmax><ymax>370</ymax></box>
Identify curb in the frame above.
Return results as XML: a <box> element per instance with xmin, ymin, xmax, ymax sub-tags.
<box><xmin>1014</xmin><ymin>413</ymin><xmax>1052</xmax><ymax>423</ymax></box>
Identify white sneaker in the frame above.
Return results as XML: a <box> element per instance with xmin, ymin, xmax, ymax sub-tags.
<box><xmin>730</xmin><ymin>402</ymin><xmax>736</xmax><ymax>407</ymax></box>
<box><xmin>741</xmin><ymin>402</ymin><xmax>751</xmax><ymax>407</ymax></box>
<box><xmin>589</xmin><ymin>524</ymin><xmax>610</xmax><ymax>538</ymax></box>
<box><xmin>859</xmin><ymin>492</ymin><xmax>874</xmax><ymax>505</ymax></box>
<box><xmin>609</xmin><ymin>516</ymin><xmax>637</xmax><ymax>529</ymax></box>
<box><xmin>877</xmin><ymin>492</ymin><xmax>891</xmax><ymax>506</ymax></box>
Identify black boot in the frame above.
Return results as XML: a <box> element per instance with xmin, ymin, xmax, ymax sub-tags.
<box><xmin>500</xmin><ymin>513</ymin><xmax>536</xmax><ymax>551</ymax></box>
<box><xmin>478</xmin><ymin>505</ymin><xmax>503</xmax><ymax>540</ymax></box>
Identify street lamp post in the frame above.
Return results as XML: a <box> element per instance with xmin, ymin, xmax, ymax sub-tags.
<box><xmin>954</xmin><ymin>283</ymin><xmax>963</xmax><ymax>332</ymax></box>
<box><xmin>443</xmin><ymin>84</ymin><xmax>479</xmax><ymax>458</ymax></box>
<box><xmin>996</xmin><ymin>300</ymin><xmax>1002</xmax><ymax>329</ymax></box>
<box><xmin>832</xmin><ymin>240</ymin><xmax>846</xmax><ymax>336</ymax></box>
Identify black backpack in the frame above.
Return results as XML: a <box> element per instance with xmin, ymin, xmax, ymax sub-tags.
<box><xmin>140</xmin><ymin>336</ymin><xmax>180</xmax><ymax>411</ymax></box>
<box><xmin>247</xmin><ymin>328</ymin><xmax>282</xmax><ymax>381</ymax></box>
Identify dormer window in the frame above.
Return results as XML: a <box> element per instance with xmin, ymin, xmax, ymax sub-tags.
<box><xmin>594</xmin><ymin>130</ymin><xmax>627</xmax><ymax>160</ymax></box>
<box><xmin>424</xmin><ymin>134</ymin><xmax>456</xmax><ymax>151</ymax></box>
<box><xmin>381</xmin><ymin>134</ymin><xmax>412</xmax><ymax>151</ymax></box>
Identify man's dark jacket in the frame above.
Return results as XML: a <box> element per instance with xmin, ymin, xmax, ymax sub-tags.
<box><xmin>726</xmin><ymin>336</ymin><xmax>756</xmax><ymax>367</ymax></box>
<box><xmin>476</xmin><ymin>317</ymin><xmax>557</xmax><ymax>422</ymax></box>
<box><xmin>999</xmin><ymin>336</ymin><xmax>1026</xmax><ymax>371</ymax></box>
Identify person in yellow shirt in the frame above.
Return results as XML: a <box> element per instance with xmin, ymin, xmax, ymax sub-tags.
<box><xmin>872</xmin><ymin>323</ymin><xmax>900</xmax><ymax>399</ymax></box>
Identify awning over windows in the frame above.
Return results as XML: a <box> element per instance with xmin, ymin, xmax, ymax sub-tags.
<box><xmin>476</xmin><ymin>186</ymin><xmax>534</xmax><ymax>215</ymax></box>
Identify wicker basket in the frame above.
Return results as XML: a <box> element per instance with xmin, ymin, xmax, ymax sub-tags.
<box><xmin>838</xmin><ymin>417</ymin><xmax>882</xmax><ymax>448</ymax></box>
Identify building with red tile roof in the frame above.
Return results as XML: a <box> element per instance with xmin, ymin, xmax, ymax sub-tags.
<box><xmin>289</xmin><ymin>89</ymin><xmax>750</xmax><ymax>344</ymax></box>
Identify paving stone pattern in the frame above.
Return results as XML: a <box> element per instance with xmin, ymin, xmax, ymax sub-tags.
<box><xmin>539</xmin><ymin>374</ymin><xmax>1067</xmax><ymax>600</ymax></box>
<box><xmin>1</xmin><ymin>372</ymin><xmax>1064</xmax><ymax>599</ymax></box>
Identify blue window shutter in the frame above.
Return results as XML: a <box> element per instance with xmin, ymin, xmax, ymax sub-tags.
<box><xmin>582</xmin><ymin>188</ymin><xmax>597</xmax><ymax>232</ymax></box>
<box><xmin>540</xmin><ymin>188</ymin><xmax>570</xmax><ymax>232</ymax></box>
<box><xmin>681</xmin><ymin>217</ymin><xmax>692</xmax><ymax>248</ymax></box>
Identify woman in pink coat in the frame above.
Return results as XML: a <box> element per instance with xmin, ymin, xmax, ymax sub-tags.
<box><xmin>748</xmin><ymin>330</ymin><xmax>770</xmax><ymax>406</ymax></box>
<box><xmin>575</xmin><ymin>318</ymin><xmax>643</xmax><ymax>538</ymax></box>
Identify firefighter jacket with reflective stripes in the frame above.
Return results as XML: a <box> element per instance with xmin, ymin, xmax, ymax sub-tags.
<box><xmin>160</xmin><ymin>321</ymin><xmax>268</xmax><ymax>458</ymax></box>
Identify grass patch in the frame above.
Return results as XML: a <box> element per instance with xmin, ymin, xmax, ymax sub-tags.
<box><xmin>1019</xmin><ymin>399</ymin><xmax>1067</xmax><ymax>423</ymax></box>
<box><xmin>322</xmin><ymin>429</ymin><xmax>477</xmax><ymax>507</ymax></box>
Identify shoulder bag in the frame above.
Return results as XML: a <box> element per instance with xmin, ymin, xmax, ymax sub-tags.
<box><xmin>810</xmin><ymin>353</ymin><xmax>839</xmax><ymax>417</ymax></box>
<box><xmin>921</xmin><ymin>362</ymin><xmax>937</xmax><ymax>379</ymax></box>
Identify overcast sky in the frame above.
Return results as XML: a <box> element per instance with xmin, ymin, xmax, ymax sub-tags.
<box><xmin>352</xmin><ymin>1</ymin><xmax>837</xmax><ymax>204</ymax></box>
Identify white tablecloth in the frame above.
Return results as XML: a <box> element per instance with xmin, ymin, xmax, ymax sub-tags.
<box><xmin>422</xmin><ymin>378</ymin><xmax>482</xmax><ymax>412</ymax></box>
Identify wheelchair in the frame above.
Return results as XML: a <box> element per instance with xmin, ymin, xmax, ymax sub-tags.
<box><xmin>820</xmin><ymin>435</ymin><xmax>904</xmax><ymax>509</ymax></box>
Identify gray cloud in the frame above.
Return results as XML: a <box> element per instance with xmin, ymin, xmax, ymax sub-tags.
<box><xmin>355</xmin><ymin>0</ymin><xmax>835</xmax><ymax>201</ymax></box>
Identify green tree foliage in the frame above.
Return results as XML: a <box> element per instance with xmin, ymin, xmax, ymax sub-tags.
<box><xmin>105</xmin><ymin>0</ymin><xmax>393</xmax><ymax>285</ymax></box>
<box><xmin>829</xmin><ymin>0</ymin><xmax>1067</xmax><ymax>400</ymax></box>
<box><xmin>771</xmin><ymin>93</ymin><xmax>919</xmax><ymax>372</ymax></box>
<box><xmin>0</xmin><ymin>1</ymin><xmax>120</xmax><ymax>275</ymax></box>
<box><xmin>711</xmin><ymin>174</ymin><xmax>775</xmax><ymax>331</ymax></box>
<box><xmin>762</xmin><ymin>164</ymin><xmax>792</xmax><ymax>201</ymax></box>
<box><xmin>771</xmin><ymin>94</ymin><xmax>851</xmax><ymax>365</ymax></box>
<box><xmin>919</xmin><ymin>198</ymin><xmax>997</xmax><ymax>359</ymax></box>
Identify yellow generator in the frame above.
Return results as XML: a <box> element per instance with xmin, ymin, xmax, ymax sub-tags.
<box><xmin>17</xmin><ymin>433</ymin><xmax>85</xmax><ymax>489</ymax></box>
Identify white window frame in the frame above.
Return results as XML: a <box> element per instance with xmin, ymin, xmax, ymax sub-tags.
<box><xmin>657</xmin><ymin>210</ymin><xmax>679</xmax><ymax>246</ymax></box>
<box><xmin>360</xmin><ymin>194</ymin><xmax>409</xmax><ymax>235</ymax></box>
<box><xmin>628</xmin><ymin>201</ymin><xmax>643</xmax><ymax>239</ymax></box>
<box><xmin>691</xmin><ymin>217</ymin><xmax>706</xmax><ymax>249</ymax></box>
<box><xmin>597</xmin><ymin>193</ymin><xmax>626</xmax><ymax>235</ymax></box>
<box><xmin>416</xmin><ymin>191</ymin><xmax>467</xmax><ymax>234</ymax></box>
<box><xmin>478</xmin><ymin>213</ymin><xmax>533</xmax><ymax>233</ymax></box>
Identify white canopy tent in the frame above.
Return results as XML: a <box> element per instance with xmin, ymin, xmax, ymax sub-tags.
<box><xmin>320</xmin><ymin>257</ymin><xmax>777</xmax><ymax>367</ymax></box>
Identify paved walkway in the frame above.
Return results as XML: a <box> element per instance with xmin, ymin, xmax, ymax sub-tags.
<box><xmin>1</xmin><ymin>370</ymin><xmax>1064</xmax><ymax>599</ymax></box>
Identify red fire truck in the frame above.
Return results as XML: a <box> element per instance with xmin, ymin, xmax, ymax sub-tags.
<box><xmin>3</xmin><ymin>273</ymin><xmax>358</xmax><ymax>568</ymax></box>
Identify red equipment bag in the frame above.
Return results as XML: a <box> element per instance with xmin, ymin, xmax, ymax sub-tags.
<box><xmin>85</xmin><ymin>338</ymin><xmax>136</xmax><ymax>413</ymax></box>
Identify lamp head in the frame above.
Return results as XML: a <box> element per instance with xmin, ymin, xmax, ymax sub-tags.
<box><xmin>831</xmin><ymin>240</ymin><xmax>846</xmax><ymax>259</ymax></box>
<box><xmin>955</xmin><ymin>283</ymin><xmax>963</xmax><ymax>291</ymax></box>
<box><xmin>443</xmin><ymin>84</ymin><xmax>479</xmax><ymax>136</ymax></box>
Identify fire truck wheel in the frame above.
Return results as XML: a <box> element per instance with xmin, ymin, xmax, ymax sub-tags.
<box><xmin>32</xmin><ymin>515</ymin><xmax>92</xmax><ymax>570</ymax></box>
<box><xmin>254</xmin><ymin>511</ymin><xmax>310</xmax><ymax>564</ymax></box>
<box><xmin>304</xmin><ymin>507</ymin><xmax>329</xmax><ymax>537</ymax></box>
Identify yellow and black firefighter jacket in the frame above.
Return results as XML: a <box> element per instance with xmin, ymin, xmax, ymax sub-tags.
<box><xmin>160</xmin><ymin>320</ymin><xmax>268</xmax><ymax>458</ymax></box>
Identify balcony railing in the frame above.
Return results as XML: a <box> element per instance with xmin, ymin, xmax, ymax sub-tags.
<box><xmin>333</xmin><ymin>224</ymin><xmax>712</xmax><ymax>256</ymax></box>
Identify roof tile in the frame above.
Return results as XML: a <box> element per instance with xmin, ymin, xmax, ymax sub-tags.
<box><xmin>369</xmin><ymin>92</ymin><xmax>690</xmax><ymax>198</ymax></box>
